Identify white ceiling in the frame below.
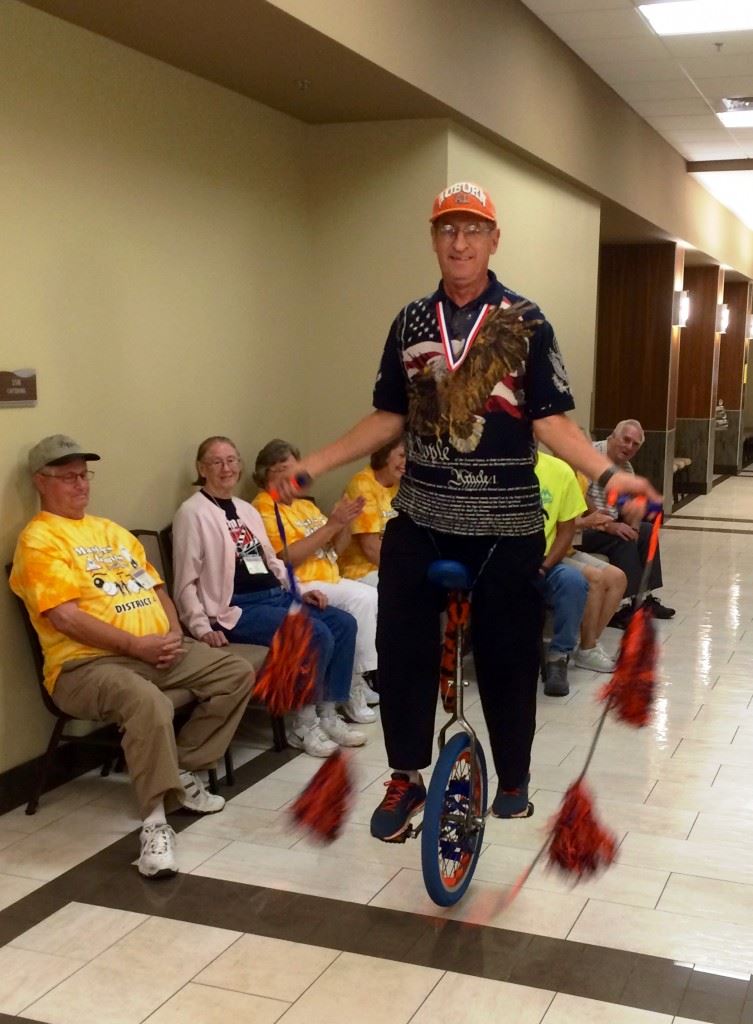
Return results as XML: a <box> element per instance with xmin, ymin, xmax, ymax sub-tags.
<box><xmin>519</xmin><ymin>0</ymin><xmax>753</xmax><ymax>228</ymax></box>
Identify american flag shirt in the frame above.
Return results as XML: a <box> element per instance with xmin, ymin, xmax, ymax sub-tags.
<box><xmin>373</xmin><ymin>272</ymin><xmax>575</xmax><ymax>536</ymax></box>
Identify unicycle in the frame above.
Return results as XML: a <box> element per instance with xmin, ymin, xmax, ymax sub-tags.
<box><xmin>419</xmin><ymin>559</ymin><xmax>489</xmax><ymax>906</ymax></box>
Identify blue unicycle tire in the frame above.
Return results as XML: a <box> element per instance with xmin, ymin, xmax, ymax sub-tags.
<box><xmin>421</xmin><ymin>731</ymin><xmax>488</xmax><ymax>906</ymax></box>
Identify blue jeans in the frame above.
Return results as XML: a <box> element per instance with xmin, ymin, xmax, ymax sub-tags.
<box><xmin>539</xmin><ymin>563</ymin><xmax>589</xmax><ymax>657</ymax></box>
<box><xmin>221</xmin><ymin>588</ymin><xmax>356</xmax><ymax>703</ymax></box>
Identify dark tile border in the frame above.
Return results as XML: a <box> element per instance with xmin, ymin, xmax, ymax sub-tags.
<box><xmin>1</xmin><ymin>744</ymin><xmax>750</xmax><ymax>1023</ymax></box>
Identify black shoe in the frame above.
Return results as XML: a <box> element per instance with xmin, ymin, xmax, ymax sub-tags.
<box><xmin>543</xmin><ymin>656</ymin><xmax>569</xmax><ymax>697</ymax></box>
<box><xmin>608</xmin><ymin>604</ymin><xmax>634</xmax><ymax>630</ymax></box>
<box><xmin>644</xmin><ymin>594</ymin><xmax>675</xmax><ymax>619</ymax></box>
<box><xmin>370</xmin><ymin>772</ymin><xmax>426</xmax><ymax>842</ymax></box>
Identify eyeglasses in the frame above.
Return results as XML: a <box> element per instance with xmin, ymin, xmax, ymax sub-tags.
<box><xmin>202</xmin><ymin>457</ymin><xmax>241</xmax><ymax>469</ymax></box>
<box><xmin>39</xmin><ymin>470</ymin><xmax>95</xmax><ymax>483</ymax></box>
<box><xmin>434</xmin><ymin>222</ymin><xmax>494</xmax><ymax>241</ymax></box>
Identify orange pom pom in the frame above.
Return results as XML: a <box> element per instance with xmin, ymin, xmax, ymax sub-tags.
<box><xmin>254</xmin><ymin>605</ymin><xmax>317</xmax><ymax>716</ymax></box>
<box><xmin>547</xmin><ymin>780</ymin><xmax>617</xmax><ymax>878</ymax></box>
<box><xmin>290</xmin><ymin>750</ymin><xmax>353</xmax><ymax>843</ymax></box>
<box><xmin>599</xmin><ymin>604</ymin><xmax>658</xmax><ymax>727</ymax></box>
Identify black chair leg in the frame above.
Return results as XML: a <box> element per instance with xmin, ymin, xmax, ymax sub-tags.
<box><xmin>207</xmin><ymin>768</ymin><xmax>219</xmax><ymax>794</ymax></box>
<box><xmin>271</xmin><ymin>715</ymin><xmax>288</xmax><ymax>752</ymax></box>
<box><xmin>223</xmin><ymin>749</ymin><xmax>235</xmax><ymax>787</ymax></box>
<box><xmin>27</xmin><ymin>717</ymin><xmax>65</xmax><ymax>815</ymax></box>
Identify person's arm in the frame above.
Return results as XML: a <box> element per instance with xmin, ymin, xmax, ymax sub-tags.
<box><xmin>356</xmin><ymin>533</ymin><xmax>382</xmax><ymax>566</ymax></box>
<box><xmin>542</xmin><ymin>518</ymin><xmax>577</xmax><ymax>572</ymax></box>
<box><xmin>274</xmin><ymin>411</ymin><xmax>405</xmax><ymax>502</ymax></box>
<box><xmin>44</xmin><ymin>601</ymin><xmax>181</xmax><ymax>667</ymax></box>
<box><xmin>171</xmin><ymin>504</ymin><xmax>220</xmax><ymax>641</ymax></box>
<box><xmin>534</xmin><ymin>414</ymin><xmax>660</xmax><ymax>505</ymax></box>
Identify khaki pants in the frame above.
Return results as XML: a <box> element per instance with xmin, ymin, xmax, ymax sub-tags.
<box><xmin>53</xmin><ymin>639</ymin><xmax>253</xmax><ymax>818</ymax></box>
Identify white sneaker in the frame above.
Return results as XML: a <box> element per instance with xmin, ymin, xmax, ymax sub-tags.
<box><xmin>179</xmin><ymin>771</ymin><xmax>225</xmax><ymax>814</ymax></box>
<box><xmin>361</xmin><ymin>673</ymin><xmax>380</xmax><ymax>705</ymax></box>
<box><xmin>320</xmin><ymin>713</ymin><xmax>367</xmax><ymax>748</ymax></box>
<box><xmin>138</xmin><ymin>823</ymin><xmax>177</xmax><ymax>879</ymax></box>
<box><xmin>341</xmin><ymin>678</ymin><xmax>377</xmax><ymax>724</ymax></box>
<box><xmin>574</xmin><ymin>645</ymin><xmax>616</xmax><ymax>673</ymax></box>
<box><xmin>288</xmin><ymin>719</ymin><xmax>338</xmax><ymax>758</ymax></box>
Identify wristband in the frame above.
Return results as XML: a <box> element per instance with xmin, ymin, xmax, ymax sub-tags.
<box><xmin>597</xmin><ymin>465</ymin><xmax>618</xmax><ymax>489</ymax></box>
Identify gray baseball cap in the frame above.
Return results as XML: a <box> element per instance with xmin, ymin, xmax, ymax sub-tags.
<box><xmin>28</xmin><ymin>435</ymin><xmax>101</xmax><ymax>475</ymax></box>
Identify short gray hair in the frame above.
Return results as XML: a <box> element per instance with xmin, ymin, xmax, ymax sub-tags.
<box><xmin>253</xmin><ymin>439</ymin><xmax>300</xmax><ymax>489</ymax></box>
<box><xmin>612</xmin><ymin>419</ymin><xmax>644</xmax><ymax>443</ymax></box>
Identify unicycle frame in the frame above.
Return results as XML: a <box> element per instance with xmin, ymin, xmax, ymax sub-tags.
<box><xmin>435</xmin><ymin>590</ymin><xmax>486</xmax><ymax>837</ymax></box>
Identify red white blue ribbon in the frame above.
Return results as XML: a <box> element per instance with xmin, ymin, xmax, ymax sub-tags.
<box><xmin>436</xmin><ymin>302</ymin><xmax>491</xmax><ymax>372</ymax></box>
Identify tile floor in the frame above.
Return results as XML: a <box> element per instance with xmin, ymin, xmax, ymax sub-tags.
<box><xmin>3</xmin><ymin>476</ymin><xmax>753</xmax><ymax>1021</ymax></box>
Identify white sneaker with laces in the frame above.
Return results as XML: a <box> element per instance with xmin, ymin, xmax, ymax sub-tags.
<box><xmin>288</xmin><ymin>719</ymin><xmax>339</xmax><ymax>758</ymax></box>
<box><xmin>320</xmin><ymin>713</ymin><xmax>367</xmax><ymax>748</ymax></box>
<box><xmin>179</xmin><ymin>771</ymin><xmax>225</xmax><ymax>814</ymax></box>
<box><xmin>341</xmin><ymin>678</ymin><xmax>377</xmax><ymax>724</ymax></box>
<box><xmin>574</xmin><ymin>645</ymin><xmax>616</xmax><ymax>673</ymax></box>
<box><xmin>361</xmin><ymin>674</ymin><xmax>380</xmax><ymax>706</ymax></box>
<box><xmin>138</xmin><ymin>823</ymin><xmax>177</xmax><ymax>878</ymax></box>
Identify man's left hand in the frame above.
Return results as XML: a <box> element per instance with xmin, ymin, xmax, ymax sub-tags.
<box><xmin>303</xmin><ymin>590</ymin><xmax>328</xmax><ymax>609</ymax></box>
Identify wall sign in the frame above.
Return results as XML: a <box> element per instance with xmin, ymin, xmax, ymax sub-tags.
<box><xmin>0</xmin><ymin>369</ymin><xmax>37</xmax><ymax>407</ymax></box>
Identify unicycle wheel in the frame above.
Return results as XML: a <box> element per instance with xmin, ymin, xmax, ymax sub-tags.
<box><xmin>421</xmin><ymin>732</ymin><xmax>487</xmax><ymax>906</ymax></box>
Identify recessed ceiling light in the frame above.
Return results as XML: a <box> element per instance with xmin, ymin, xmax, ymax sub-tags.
<box><xmin>717</xmin><ymin>110</ymin><xmax>753</xmax><ymax>127</ymax></box>
<box><xmin>639</xmin><ymin>1</ymin><xmax>753</xmax><ymax>36</ymax></box>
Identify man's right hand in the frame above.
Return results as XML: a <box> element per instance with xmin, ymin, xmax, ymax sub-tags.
<box><xmin>605</xmin><ymin>520</ymin><xmax>638</xmax><ymax>541</ymax></box>
<box><xmin>130</xmin><ymin>632</ymin><xmax>185</xmax><ymax>668</ymax></box>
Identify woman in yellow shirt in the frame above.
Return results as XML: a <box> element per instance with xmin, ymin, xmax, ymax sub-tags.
<box><xmin>339</xmin><ymin>437</ymin><xmax>405</xmax><ymax>586</ymax></box>
<box><xmin>253</xmin><ymin>439</ymin><xmax>380</xmax><ymax>723</ymax></box>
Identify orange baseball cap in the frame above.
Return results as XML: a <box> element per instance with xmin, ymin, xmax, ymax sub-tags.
<box><xmin>430</xmin><ymin>182</ymin><xmax>497</xmax><ymax>223</ymax></box>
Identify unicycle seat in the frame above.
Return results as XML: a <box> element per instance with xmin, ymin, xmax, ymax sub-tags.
<box><xmin>427</xmin><ymin>559</ymin><xmax>472</xmax><ymax>592</ymax></box>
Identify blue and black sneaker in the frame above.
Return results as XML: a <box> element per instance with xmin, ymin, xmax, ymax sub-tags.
<box><xmin>491</xmin><ymin>774</ymin><xmax>533</xmax><ymax>819</ymax></box>
<box><xmin>370</xmin><ymin>772</ymin><xmax>426</xmax><ymax>842</ymax></box>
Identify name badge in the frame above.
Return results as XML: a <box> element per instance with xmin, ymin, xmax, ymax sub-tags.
<box><xmin>133</xmin><ymin>568</ymin><xmax>157</xmax><ymax>590</ymax></box>
<box><xmin>241</xmin><ymin>549</ymin><xmax>268</xmax><ymax>575</ymax></box>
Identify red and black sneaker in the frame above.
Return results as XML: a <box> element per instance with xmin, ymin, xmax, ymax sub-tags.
<box><xmin>370</xmin><ymin>772</ymin><xmax>426</xmax><ymax>842</ymax></box>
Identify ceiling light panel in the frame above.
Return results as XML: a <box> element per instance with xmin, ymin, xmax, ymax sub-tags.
<box><xmin>639</xmin><ymin>2</ymin><xmax>753</xmax><ymax>36</ymax></box>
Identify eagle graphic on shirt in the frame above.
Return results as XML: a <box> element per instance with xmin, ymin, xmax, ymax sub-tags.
<box><xmin>407</xmin><ymin>301</ymin><xmax>540</xmax><ymax>452</ymax></box>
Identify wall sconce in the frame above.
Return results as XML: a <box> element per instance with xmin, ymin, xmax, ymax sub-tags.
<box><xmin>672</xmin><ymin>290</ymin><xmax>690</xmax><ymax>328</ymax></box>
<box><xmin>717</xmin><ymin>303</ymin><xmax>731</xmax><ymax>334</ymax></box>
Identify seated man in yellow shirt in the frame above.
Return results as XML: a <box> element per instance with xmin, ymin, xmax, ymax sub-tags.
<box><xmin>536</xmin><ymin>453</ymin><xmax>625</xmax><ymax>698</ymax></box>
<box><xmin>252</xmin><ymin>439</ymin><xmax>379</xmax><ymax>723</ymax></box>
<box><xmin>10</xmin><ymin>435</ymin><xmax>252</xmax><ymax>881</ymax></box>
<box><xmin>339</xmin><ymin>436</ymin><xmax>405</xmax><ymax>586</ymax></box>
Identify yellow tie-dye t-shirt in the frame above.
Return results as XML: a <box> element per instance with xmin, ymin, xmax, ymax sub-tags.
<box><xmin>339</xmin><ymin>466</ymin><xmax>398</xmax><ymax>580</ymax></box>
<box><xmin>252</xmin><ymin>492</ymin><xmax>340</xmax><ymax>584</ymax></box>
<box><xmin>10</xmin><ymin>512</ymin><xmax>169</xmax><ymax>692</ymax></box>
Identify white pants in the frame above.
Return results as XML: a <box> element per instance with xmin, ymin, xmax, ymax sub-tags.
<box><xmin>358</xmin><ymin>571</ymin><xmax>379</xmax><ymax>588</ymax></box>
<box><xmin>300</xmin><ymin>578</ymin><xmax>378</xmax><ymax>674</ymax></box>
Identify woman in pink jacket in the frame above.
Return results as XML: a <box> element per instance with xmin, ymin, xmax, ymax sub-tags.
<box><xmin>172</xmin><ymin>436</ymin><xmax>365</xmax><ymax>758</ymax></box>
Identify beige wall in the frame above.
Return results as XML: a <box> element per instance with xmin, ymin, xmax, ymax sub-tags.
<box><xmin>0</xmin><ymin>2</ymin><xmax>312</xmax><ymax>770</ymax></box>
<box><xmin>447</xmin><ymin>127</ymin><xmax>600</xmax><ymax>432</ymax></box>
<box><xmin>301</xmin><ymin>120</ymin><xmax>448</xmax><ymax>504</ymax></box>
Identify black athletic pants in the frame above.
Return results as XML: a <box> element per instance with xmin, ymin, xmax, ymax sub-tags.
<box><xmin>376</xmin><ymin>512</ymin><xmax>545</xmax><ymax>789</ymax></box>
